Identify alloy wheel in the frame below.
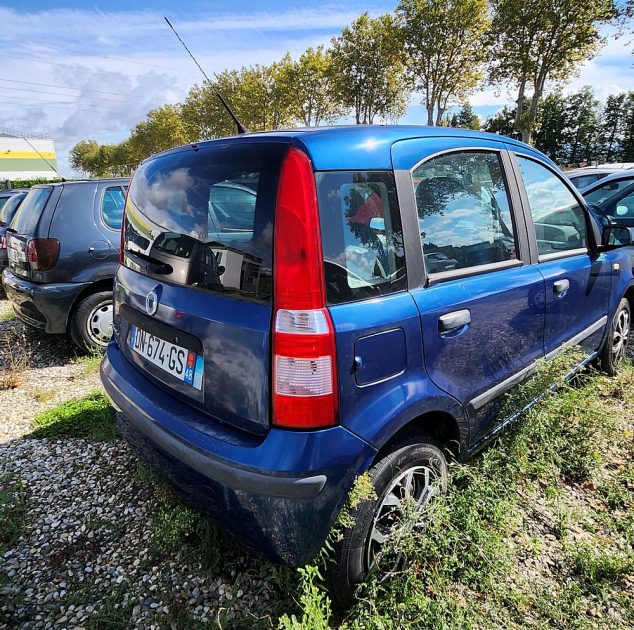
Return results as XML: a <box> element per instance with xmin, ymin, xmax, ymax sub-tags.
<box><xmin>365</xmin><ymin>464</ymin><xmax>437</xmax><ymax>575</ymax></box>
<box><xmin>612</xmin><ymin>308</ymin><xmax>630</xmax><ymax>366</ymax></box>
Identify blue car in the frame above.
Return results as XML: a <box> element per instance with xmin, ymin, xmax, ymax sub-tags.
<box><xmin>101</xmin><ymin>126</ymin><xmax>634</xmax><ymax>605</ymax></box>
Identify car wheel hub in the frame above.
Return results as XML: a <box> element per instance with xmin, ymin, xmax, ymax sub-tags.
<box><xmin>612</xmin><ymin>308</ymin><xmax>630</xmax><ymax>365</ymax></box>
<box><xmin>87</xmin><ymin>302</ymin><xmax>113</xmax><ymax>346</ymax></box>
<box><xmin>365</xmin><ymin>464</ymin><xmax>436</xmax><ymax>575</ymax></box>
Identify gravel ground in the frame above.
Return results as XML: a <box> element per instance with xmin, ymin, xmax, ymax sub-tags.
<box><xmin>0</xmin><ymin>296</ymin><xmax>289</xmax><ymax>628</ymax></box>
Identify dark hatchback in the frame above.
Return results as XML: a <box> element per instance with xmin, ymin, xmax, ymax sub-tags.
<box><xmin>2</xmin><ymin>179</ymin><xmax>128</xmax><ymax>350</ymax></box>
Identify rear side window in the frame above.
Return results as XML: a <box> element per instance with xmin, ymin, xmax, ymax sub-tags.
<box><xmin>517</xmin><ymin>156</ymin><xmax>587</xmax><ymax>256</ymax></box>
<box><xmin>102</xmin><ymin>186</ymin><xmax>126</xmax><ymax>230</ymax></box>
<box><xmin>10</xmin><ymin>187</ymin><xmax>52</xmax><ymax>234</ymax></box>
<box><xmin>316</xmin><ymin>172</ymin><xmax>406</xmax><ymax>305</ymax></box>
<box><xmin>413</xmin><ymin>151</ymin><xmax>517</xmax><ymax>274</ymax></box>
<box><xmin>570</xmin><ymin>173</ymin><xmax>601</xmax><ymax>189</ymax></box>
<box><xmin>123</xmin><ymin>142</ymin><xmax>289</xmax><ymax>302</ymax></box>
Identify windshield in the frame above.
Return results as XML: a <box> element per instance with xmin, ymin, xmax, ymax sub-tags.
<box><xmin>10</xmin><ymin>187</ymin><xmax>52</xmax><ymax>234</ymax></box>
<box><xmin>0</xmin><ymin>193</ymin><xmax>26</xmax><ymax>225</ymax></box>
<box><xmin>123</xmin><ymin>142</ymin><xmax>289</xmax><ymax>303</ymax></box>
<box><xmin>584</xmin><ymin>177</ymin><xmax>634</xmax><ymax>207</ymax></box>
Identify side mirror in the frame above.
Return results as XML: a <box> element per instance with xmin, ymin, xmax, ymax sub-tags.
<box><xmin>601</xmin><ymin>224</ymin><xmax>633</xmax><ymax>250</ymax></box>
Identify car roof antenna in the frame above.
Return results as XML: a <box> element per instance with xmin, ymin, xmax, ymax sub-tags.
<box><xmin>164</xmin><ymin>17</ymin><xmax>249</xmax><ymax>135</ymax></box>
<box><xmin>22</xmin><ymin>137</ymin><xmax>65</xmax><ymax>182</ymax></box>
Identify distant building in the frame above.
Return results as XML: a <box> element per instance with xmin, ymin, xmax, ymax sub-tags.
<box><xmin>0</xmin><ymin>132</ymin><xmax>58</xmax><ymax>181</ymax></box>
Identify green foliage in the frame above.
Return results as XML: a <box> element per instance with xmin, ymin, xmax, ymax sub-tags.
<box><xmin>567</xmin><ymin>542</ymin><xmax>634</xmax><ymax>589</ymax></box>
<box><xmin>282</xmin><ymin>46</ymin><xmax>345</xmax><ymax>127</ymax></box>
<box><xmin>397</xmin><ymin>0</ymin><xmax>490</xmax><ymax>126</ymax></box>
<box><xmin>278</xmin><ymin>565</ymin><xmax>332</xmax><ymax>630</ymax></box>
<box><xmin>0</xmin><ymin>473</ymin><xmax>28</xmax><ymax>553</ymax></box>
<box><xmin>450</xmin><ymin>103</ymin><xmax>481</xmax><ymax>130</ymax></box>
<box><xmin>0</xmin><ymin>177</ymin><xmax>64</xmax><ymax>189</ymax></box>
<box><xmin>0</xmin><ymin>309</ymin><xmax>15</xmax><ymax>322</ymax></box>
<box><xmin>29</xmin><ymin>391</ymin><xmax>117</xmax><ymax>441</ymax></box>
<box><xmin>288</xmin><ymin>350</ymin><xmax>634</xmax><ymax>627</ymax></box>
<box><xmin>329</xmin><ymin>12</ymin><xmax>409</xmax><ymax>124</ymax></box>
<box><xmin>488</xmin><ymin>0</ymin><xmax>618</xmax><ymax>143</ymax></box>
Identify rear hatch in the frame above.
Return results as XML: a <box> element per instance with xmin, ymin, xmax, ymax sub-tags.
<box><xmin>117</xmin><ymin>141</ymin><xmax>290</xmax><ymax>435</ymax></box>
<box><xmin>6</xmin><ymin>186</ymin><xmax>55</xmax><ymax>280</ymax></box>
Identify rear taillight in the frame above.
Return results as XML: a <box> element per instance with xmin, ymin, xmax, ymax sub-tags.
<box><xmin>272</xmin><ymin>147</ymin><xmax>338</xmax><ymax>429</ymax></box>
<box><xmin>27</xmin><ymin>239</ymin><xmax>59</xmax><ymax>272</ymax></box>
<box><xmin>0</xmin><ymin>235</ymin><xmax>5</xmax><ymax>250</ymax></box>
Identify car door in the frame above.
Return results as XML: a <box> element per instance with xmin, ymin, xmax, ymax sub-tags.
<box><xmin>392</xmin><ymin>137</ymin><xmax>546</xmax><ymax>446</ymax></box>
<box><xmin>510</xmin><ymin>152</ymin><xmax>612</xmax><ymax>358</ymax></box>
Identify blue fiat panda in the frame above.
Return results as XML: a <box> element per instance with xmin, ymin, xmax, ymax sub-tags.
<box><xmin>101</xmin><ymin>126</ymin><xmax>633</xmax><ymax>605</ymax></box>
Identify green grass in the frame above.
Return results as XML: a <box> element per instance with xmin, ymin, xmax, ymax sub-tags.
<box><xmin>0</xmin><ymin>473</ymin><xmax>28</xmax><ymax>553</ymax></box>
<box><xmin>283</xmin><ymin>353</ymin><xmax>634</xmax><ymax>629</ymax></box>
<box><xmin>0</xmin><ymin>309</ymin><xmax>16</xmax><ymax>322</ymax></box>
<box><xmin>75</xmin><ymin>349</ymin><xmax>103</xmax><ymax>375</ymax></box>
<box><xmin>31</xmin><ymin>389</ymin><xmax>56</xmax><ymax>404</ymax></box>
<box><xmin>28</xmin><ymin>391</ymin><xmax>117</xmax><ymax>441</ymax></box>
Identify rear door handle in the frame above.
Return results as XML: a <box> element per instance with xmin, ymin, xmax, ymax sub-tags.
<box><xmin>553</xmin><ymin>279</ymin><xmax>569</xmax><ymax>297</ymax></box>
<box><xmin>439</xmin><ymin>309</ymin><xmax>471</xmax><ymax>333</ymax></box>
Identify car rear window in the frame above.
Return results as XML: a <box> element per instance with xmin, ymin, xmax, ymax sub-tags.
<box><xmin>123</xmin><ymin>142</ymin><xmax>289</xmax><ymax>303</ymax></box>
<box><xmin>10</xmin><ymin>187</ymin><xmax>52</xmax><ymax>234</ymax></box>
<box><xmin>316</xmin><ymin>171</ymin><xmax>407</xmax><ymax>305</ymax></box>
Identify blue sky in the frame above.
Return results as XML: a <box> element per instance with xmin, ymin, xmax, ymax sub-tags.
<box><xmin>1</xmin><ymin>2</ymin><xmax>632</xmax><ymax>176</ymax></box>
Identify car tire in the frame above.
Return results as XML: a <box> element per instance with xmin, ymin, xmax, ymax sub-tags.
<box><xmin>325</xmin><ymin>436</ymin><xmax>448</xmax><ymax>609</ymax></box>
<box><xmin>599</xmin><ymin>297</ymin><xmax>630</xmax><ymax>376</ymax></box>
<box><xmin>69</xmin><ymin>290</ymin><xmax>114</xmax><ymax>352</ymax></box>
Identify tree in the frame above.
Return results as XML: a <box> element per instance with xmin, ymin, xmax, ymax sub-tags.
<box><xmin>69</xmin><ymin>140</ymin><xmax>101</xmax><ymax>176</ymax></box>
<box><xmin>281</xmin><ymin>46</ymin><xmax>344</xmax><ymax>126</ymax></box>
<box><xmin>534</xmin><ymin>93</ymin><xmax>567</xmax><ymax>162</ymax></box>
<box><xmin>329</xmin><ymin>13</ymin><xmax>408</xmax><ymax>124</ymax></box>
<box><xmin>181</xmin><ymin>58</ymin><xmax>296</xmax><ymax>139</ymax></box>
<box><xmin>488</xmin><ymin>0</ymin><xmax>617</xmax><ymax>144</ymax></box>
<box><xmin>600</xmin><ymin>93</ymin><xmax>629</xmax><ymax>161</ymax></box>
<box><xmin>450</xmin><ymin>103</ymin><xmax>481</xmax><ymax>129</ymax></box>
<box><xmin>564</xmin><ymin>86</ymin><xmax>602</xmax><ymax>164</ymax></box>
<box><xmin>126</xmin><ymin>104</ymin><xmax>189</xmax><ymax>163</ymax></box>
<box><xmin>483</xmin><ymin>105</ymin><xmax>520</xmax><ymax>138</ymax></box>
<box><xmin>620</xmin><ymin>92</ymin><xmax>634</xmax><ymax>162</ymax></box>
<box><xmin>397</xmin><ymin>0</ymin><xmax>490</xmax><ymax>126</ymax></box>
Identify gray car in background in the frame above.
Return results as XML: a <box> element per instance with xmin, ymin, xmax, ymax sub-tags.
<box><xmin>2</xmin><ymin>179</ymin><xmax>128</xmax><ymax>350</ymax></box>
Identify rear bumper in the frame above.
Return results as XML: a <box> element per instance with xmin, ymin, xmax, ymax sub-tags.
<box><xmin>101</xmin><ymin>340</ymin><xmax>376</xmax><ymax>565</ymax></box>
<box><xmin>1</xmin><ymin>268</ymin><xmax>88</xmax><ymax>333</ymax></box>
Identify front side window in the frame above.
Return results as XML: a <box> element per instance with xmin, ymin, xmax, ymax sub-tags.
<box><xmin>316</xmin><ymin>172</ymin><xmax>406</xmax><ymax>305</ymax></box>
<box><xmin>413</xmin><ymin>151</ymin><xmax>517</xmax><ymax>274</ymax></box>
<box><xmin>584</xmin><ymin>176</ymin><xmax>634</xmax><ymax>207</ymax></box>
<box><xmin>101</xmin><ymin>186</ymin><xmax>126</xmax><ymax>230</ymax></box>
<box><xmin>517</xmin><ymin>156</ymin><xmax>587</xmax><ymax>256</ymax></box>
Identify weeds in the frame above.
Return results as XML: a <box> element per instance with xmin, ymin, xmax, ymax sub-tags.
<box><xmin>28</xmin><ymin>391</ymin><xmax>117</xmax><ymax>441</ymax></box>
<box><xmin>75</xmin><ymin>348</ymin><xmax>103</xmax><ymax>375</ymax></box>
<box><xmin>286</xmin><ymin>350</ymin><xmax>634</xmax><ymax>628</ymax></box>
<box><xmin>30</xmin><ymin>388</ymin><xmax>56</xmax><ymax>404</ymax></box>
<box><xmin>0</xmin><ymin>309</ymin><xmax>15</xmax><ymax>322</ymax></box>
<box><xmin>0</xmin><ymin>472</ymin><xmax>28</xmax><ymax>553</ymax></box>
<box><xmin>0</xmin><ymin>325</ymin><xmax>29</xmax><ymax>390</ymax></box>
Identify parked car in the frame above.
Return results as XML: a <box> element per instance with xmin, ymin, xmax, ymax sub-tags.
<box><xmin>100</xmin><ymin>127</ymin><xmax>633</xmax><ymax>606</ymax></box>
<box><xmin>566</xmin><ymin>163</ymin><xmax>634</xmax><ymax>190</ymax></box>
<box><xmin>0</xmin><ymin>188</ymin><xmax>29</xmax><ymax>213</ymax></box>
<box><xmin>581</xmin><ymin>171</ymin><xmax>634</xmax><ymax>227</ymax></box>
<box><xmin>0</xmin><ymin>191</ymin><xmax>27</xmax><ymax>270</ymax></box>
<box><xmin>2</xmin><ymin>179</ymin><xmax>128</xmax><ymax>350</ymax></box>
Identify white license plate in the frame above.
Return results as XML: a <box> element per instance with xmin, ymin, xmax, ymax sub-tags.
<box><xmin>129</xmin><ymin>325</ymin><xmax>204</xmax><ymax>390</ymax></box>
